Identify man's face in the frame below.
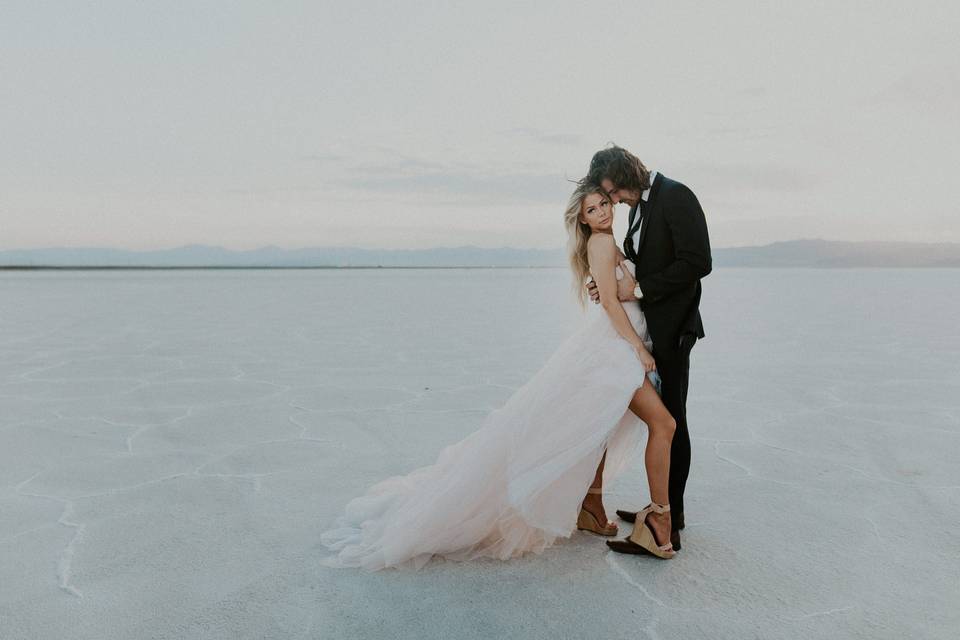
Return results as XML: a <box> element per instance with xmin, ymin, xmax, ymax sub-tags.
<box><xmin>600</xmin><ymin>178</ymin><xmax>641</xmax><ymax>207</ymax></box>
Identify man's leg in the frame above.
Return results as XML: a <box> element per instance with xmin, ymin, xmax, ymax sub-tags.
<box><xmin>656</xmin><ymin>341</ymin><xmax>693</xmax><ymax>524</ymax></box>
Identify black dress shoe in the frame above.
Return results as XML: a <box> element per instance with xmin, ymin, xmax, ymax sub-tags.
<box><xmin>615</xmin><ymin>508</ymin><xmax>638</xmax><ymax>523</ymax></box>
<box><xmin>606</xmin><ymin>537</ymin><xmax>654</xmax><ymax>556</ymax></box>
<box><xmin>617</xmin><ymin>509</ymin><xmax>685</xmax><ymax>531</ymax></box>
<box><xmin>671</xmin><ymin>529</ymin><xmax>681</xmax><ymax>551</ymax></box>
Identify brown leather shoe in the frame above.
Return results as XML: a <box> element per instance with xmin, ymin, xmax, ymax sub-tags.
<box><xmin>617</xmin><ymin>509</ymin><xmax>685</xmax><ymax>531</ymax></box>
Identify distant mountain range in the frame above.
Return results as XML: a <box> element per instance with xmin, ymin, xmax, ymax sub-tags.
<box><xmin>1</xmin><ymin>240</ymin><xmax>959</xmax><ymax>268</ymax></box>
<box><xmin>713</xmin><ymin>239</ymin><xmax>960</xmax><ymax>268</ymax></box>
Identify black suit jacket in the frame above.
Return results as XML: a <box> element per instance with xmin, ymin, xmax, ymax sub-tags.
<box><xmin>624</xmin><ymin>174</ymin><xmax>712</xmax><ymax>353</ymax></box>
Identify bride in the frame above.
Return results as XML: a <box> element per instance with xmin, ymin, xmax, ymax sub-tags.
<box><xmin>320</xmin><ymin>183</ymin><xmax>678</xmax><ymax>571</ymax></box>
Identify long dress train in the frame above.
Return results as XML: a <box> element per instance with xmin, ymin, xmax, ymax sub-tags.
<box><xmin>321</xmin><ymin>261</ymin><xmax>656</xmax><ymax>571</ymax></box>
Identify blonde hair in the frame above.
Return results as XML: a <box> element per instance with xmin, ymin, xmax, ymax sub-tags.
<box><xmin>564</xmin><ymin>183</ymin><xmax>610</xmax><ymax>308</ymax></box>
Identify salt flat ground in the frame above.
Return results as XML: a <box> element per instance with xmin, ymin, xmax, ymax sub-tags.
<box><xmin>0</xmin><ymin>268</ymin><xmax>957</xmax><ymax>640</ymax></box>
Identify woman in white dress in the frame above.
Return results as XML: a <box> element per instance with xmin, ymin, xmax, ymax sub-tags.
<box><xmin>320</xmin><ymin>183</ymin><xmax>677</xmax><ymax>571</ymax></box>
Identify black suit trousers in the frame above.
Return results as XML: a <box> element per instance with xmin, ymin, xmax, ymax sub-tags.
<box><xmin>654</xmin><ymin>336</ymin><xmax>695</xmax><ymax>517</ymax></box>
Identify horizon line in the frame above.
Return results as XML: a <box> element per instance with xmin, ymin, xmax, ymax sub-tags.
<box><xmin>3</xmin><ymin>265</ymin><xmax>959</xmax><ymax>272</ymax></box>
<box><xmin>2</xmin><ymin>238</ymin><xmax>960</xmax><ymax>253</ymax></box>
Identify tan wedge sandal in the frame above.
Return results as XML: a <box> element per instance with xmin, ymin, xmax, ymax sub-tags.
<box><xmin>605</xmin><ymin>502</ymin><xmax>676</xmax><ymax>559</ymax></box>
<box><xmin>577</xmin><ymin>488</ymin><xmax>619</xmax><ymax>536</ymax></box>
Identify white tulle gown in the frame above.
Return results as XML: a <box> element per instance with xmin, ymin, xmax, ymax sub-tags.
<box><xmin>321</xmin><ymin>260</ymin><xmax>657</xmax><ymax>571</ymax></box>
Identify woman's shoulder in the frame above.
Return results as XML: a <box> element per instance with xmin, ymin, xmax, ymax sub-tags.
<box><xmin>587</xmin><ymin>233</ymin><xmax>616</xmax><ymax>256</ymax></box>
<box><xmin>586</xmin><ymin>233</ymin><xmax>617</xmax><ymax>267</ymax></box>
<box><xmin>587</xmin><ymin>232</ymin><xmax>616</xmax><ymax>250</ymax></box>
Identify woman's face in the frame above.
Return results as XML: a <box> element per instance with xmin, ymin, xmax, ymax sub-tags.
<box><xmin>579</xmin><ymin>192</ymin><xmax>614</xmax><ymax>232</ymax></box>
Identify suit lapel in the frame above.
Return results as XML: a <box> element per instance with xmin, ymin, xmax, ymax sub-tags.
<box><xmin>635</xmin><ymin>173</ymin><xmax>663</xmax><ymax>255</ymax></box>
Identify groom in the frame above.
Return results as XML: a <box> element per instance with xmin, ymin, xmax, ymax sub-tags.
<box><xmin>585</xmin><ymin>145</ymin><xmax>712</xmax><ymax>552</ymax></box>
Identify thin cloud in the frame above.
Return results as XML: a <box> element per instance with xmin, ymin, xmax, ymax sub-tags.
<box><xmin>307</xmin><ymin>146</ymin><xmax>578</xmax><ymax>205</ymax></box>
<box><xmin>672</xmin><ymin>162</ymin><xmax>821</xmax><ymax>194</ymax></box>
<box><xmin>342</xmin><ymin>169</ymin><xmax>571</xmax><ymax>205</ymax></box>
<box><xmin>870</xmin><ymin>65</ymin><xmax>960</xmax><ymax>114</ymax></box>
<box><xmin>504</xmin><ymin>127</ymin><xmax>585</xmax><ymax>146</ymax></box>
<box><xmin>298</xmin><ymin>153</ymin><xmax>347</xmax><ymax>163</ymax></box>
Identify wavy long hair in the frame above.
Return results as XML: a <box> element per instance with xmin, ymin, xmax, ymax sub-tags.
<box><xmin>564</xmin><ymin>182</ymin><xmax>611</xmax><ymax>308</ymax></box>
<box><xmin>586</xmin><ymin>144</ymin><xmax>651</xmax><ymax>193</ymax></box>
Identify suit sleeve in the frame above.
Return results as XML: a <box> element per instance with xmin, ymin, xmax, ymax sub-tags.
<box><xmin>636</xmin><ymin>185</ymin><xmax>712</xmax><ymax>302</ymax></box>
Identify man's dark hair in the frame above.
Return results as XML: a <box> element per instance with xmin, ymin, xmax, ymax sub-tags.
<box><xmin>586</xmin><ymin>144</ymin><xmax>651</xmax><ymax>193</ymax></box>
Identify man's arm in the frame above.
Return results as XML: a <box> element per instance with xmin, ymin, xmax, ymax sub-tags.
<box><xmin>635</xmin><ymin>185</ymin><xmax>712</xmax><ymax>302</ymax></box>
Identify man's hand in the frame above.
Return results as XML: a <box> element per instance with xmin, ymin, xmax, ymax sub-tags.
<box><xmin>586</xmin><ymin>278</ymin><xmax>601</xmax><ymax>304</ymax></box>
<box><xmin>616</xmin><ymin>258</ymin><xmax>638</xmax><ymax>302</ymax></box>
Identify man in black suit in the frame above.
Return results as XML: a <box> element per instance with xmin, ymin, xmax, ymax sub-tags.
<box><xmin>585</xmin><ymin>145</ymin><xmax>712</xmax><ymax>552</ymax></box>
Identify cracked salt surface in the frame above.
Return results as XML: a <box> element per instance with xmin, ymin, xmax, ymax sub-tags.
<box><xmin>0</xmin><ymin>268</ymin><xmax>957</xmax><ymax>639</ymax></box>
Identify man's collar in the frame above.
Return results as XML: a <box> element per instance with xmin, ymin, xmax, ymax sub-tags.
<box><xmin>642</xmin><ymin>170</ymin><xmax>658</xmax><ymax>202</ymax></box>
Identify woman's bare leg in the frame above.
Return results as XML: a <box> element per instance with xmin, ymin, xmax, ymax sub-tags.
<box><xmin>592</xmin><ymin>450</ymin><xmax>606</xmax><ymax>489</ymax></box>
<box><xmin>582</xmin><ymin>451</ymin><xmax>613</xmax><ymax>527</ymax></box>
<box><xmin>628</xmin><ymin>379</ymin><xmax>677</xmax><ymax>544</ymax></box>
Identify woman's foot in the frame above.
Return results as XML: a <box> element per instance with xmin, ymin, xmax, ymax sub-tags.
<box><xmin>606</xmin><ymin>502</ymin><xmax>676</xmax><ymax>559</ymax></box>
<box><xmin>578</xmin><ymin>488</ymin><xmax>618</xmax><ymax>536</ymax></box>
<box><xmin>582</xmin><ymin>491</ymin><xmax>612</xmax><ymax>526</ymax></box>
<box><xmin>646</xmin><ymin>509</ymin><xmax>672</xmax><ymax>548</ymax></box>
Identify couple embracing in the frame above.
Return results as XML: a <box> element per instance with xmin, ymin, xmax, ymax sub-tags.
<box><xmin>322</xmin><ymin>145</ymin><xmax>712</xmax><ymax>571</ymax></box>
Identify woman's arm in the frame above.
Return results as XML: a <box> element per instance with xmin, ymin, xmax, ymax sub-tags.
<box><xmin>587</xmin><ymin>235</ymin><xmax>655</xmax><ymax>370</ymax></box>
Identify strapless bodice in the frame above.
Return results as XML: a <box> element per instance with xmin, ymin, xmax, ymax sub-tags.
<box><xmin>588</xmin><ymin>258</ymin><xmax>635</xmax><ymax>285</ymax></box>
<box><xmin>588</xmin><ymin>258</ymin><xmax>652</xmax><ymax>352</ymax></box>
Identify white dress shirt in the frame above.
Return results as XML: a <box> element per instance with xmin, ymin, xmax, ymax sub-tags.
<box><xmin>629</xmin><ymin>170</ymin><xmax>657</xmax><ymax>255</ymax></box>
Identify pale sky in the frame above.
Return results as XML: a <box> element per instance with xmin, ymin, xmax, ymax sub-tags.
<box><xmin>2</xmin><ymin>1</ymin><xmax>958</xmax><ymax>250</ymax></box>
